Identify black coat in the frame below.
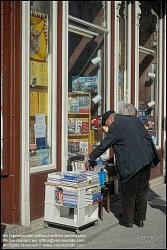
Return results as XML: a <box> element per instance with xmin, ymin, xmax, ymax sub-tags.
<box><xmin>89</xmin><ymin>114</ymin><xmax>160</xmax><ymax>183</ymax></box>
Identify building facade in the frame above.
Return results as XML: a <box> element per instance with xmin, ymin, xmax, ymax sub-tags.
<box><xmin>1</xmin><ymin>1</ymin><xmax>166</xmax><ymax>226</ymax></box>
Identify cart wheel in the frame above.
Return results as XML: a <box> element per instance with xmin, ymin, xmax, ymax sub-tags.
<box><xmin>75</xmin><ymin>229</ymin><xmax>80</xmax><ymax>235</ymax></box>
<box><xmin>94</xmin><ymin>220</ymin><xmax>98</xmax><ymax>227</ymax></box>
<box><xmin>44</xmin><ymin>222</ymin><xmax>49</xmax><ymax>228</ymax></box>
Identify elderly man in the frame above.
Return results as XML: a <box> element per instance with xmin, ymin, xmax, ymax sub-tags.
<box><xmin>120</xmin><ymin>103</ymin><xmax>138</xmax><ymax>116</ymax></box>
<box><xmin>87</xmin><ymin>110</ymin><xmax>160</xmax><ymax>228</ymax></box>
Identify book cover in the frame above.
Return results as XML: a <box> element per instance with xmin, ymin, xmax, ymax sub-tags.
<box><xmin>72</xmin><ymin>76</ymin><xmax>98</xmax><ymax>93</ymax></box>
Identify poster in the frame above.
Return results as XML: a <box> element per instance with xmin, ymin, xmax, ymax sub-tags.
<box><xmin>30</xmin><ymin>11</ymin><xmax>48</xmax><ymax>62</ymax></box>
<box><xmin>30</xmin><ymin>61</ymin><xmax>48</xmax><ymax>87</ymax></box>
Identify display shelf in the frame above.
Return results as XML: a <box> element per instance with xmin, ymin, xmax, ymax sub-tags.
<box><xmin>68</xmin><ymin>113</ymin><xmax>89</xmax><ymax>117</ymax></box>
<box><xmin>68</xmin><ymin>134</ymin><xmax>89</xmax><ymax>138</ymax></box>
<box><xmin>44</xmin><ymin>181</ymin><xmax>100</xmax><ymax>233</ymax></box>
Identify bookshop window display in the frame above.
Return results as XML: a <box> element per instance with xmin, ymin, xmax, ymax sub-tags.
<box><xmin>68</xmin><ymin>1</ymin><xmax>108</xmax><ymax>170</ymax></box>
<box><xmin>29</xmin><ymin>1</ymin><xmax>52</xmax><ymax>168</ymax></box>
<box><xmin>138</xmin><ymin>1</ymin><xmax>161</xmax><ymax>146</ymax></box>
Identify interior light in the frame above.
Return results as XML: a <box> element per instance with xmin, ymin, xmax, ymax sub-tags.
<box><xmin>91</xmin><ymin>56</ymin><xmax>101</xmax><ymax>65</ymax></box>
<box><xmin>92</xmin><ymin>94</ymin><xmax>102</xmax><ymax>104</ymax></box>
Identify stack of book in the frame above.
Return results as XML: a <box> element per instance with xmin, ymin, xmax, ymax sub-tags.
<box><xmin>47</xmin><ymin>172</ymin><xmax>64</xmax><ymax>183</ymax></box>
<box><xmin>47</xmin><ymin>171</ymin><xmax>101</xmax><ymax>208</ymax></box>
<box><xmin>47</xmin><ymin>171</ymin><xmax>100</xmax><ymax>186</ymax></box>
<box><xmin>85</xmin><ymin>186</ymin><xmax>101</xmax><ymax>205</ymax></box>
<box><xmin>47</xmin><ymin>171</ymin><xmax>87</xmax><ymax>186</ymax></box>
<box><xmin>85</xmin><ymin>171</ymin><xmax>99</xmax><ymax>184</ymax></box>
<box><xmin>63</xmin><ymin>171</ymin><xmax>87</xmax><ymax>183</ymax></box>
<box><xmin>55</xmin><ymin>186</ymin><xmax>78</xmax><ymax>208</ymax></box>
<box><xmin>62</xmin><ymin>187</ymin><xmax>78</xmax><ymax>208</ymax></box>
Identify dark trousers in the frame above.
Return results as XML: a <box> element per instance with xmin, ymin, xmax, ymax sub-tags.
<box><xmin>121</xmin><ymin>164</ymin><xmax>151</xmax><ymax>223</ymax></box>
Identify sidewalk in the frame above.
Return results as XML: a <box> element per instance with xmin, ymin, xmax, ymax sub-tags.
<box><xmin>3</xmin><ymin>182</ymin><xmax>166</xmax><ymax>249</ymax></box>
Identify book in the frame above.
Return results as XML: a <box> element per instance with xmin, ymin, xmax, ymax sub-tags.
<box><xmin>68</xmin><ymin>119</ymin><xmax>76</xmax><ymax>134</ymax></box>
<box><xmin>68</xmin><ymin>97</ymin><xmax>79</xmax><ymax>113</ymax></box>
<box><xmin>55</xmin><ymin>187</ymin><xmax>63</xmax><ymax>205</ymax></box>
<box><xmin>72</xmin><ymin>76</ymin><xmax>98</xmax><ymax>93</ymax></box>
<box><xmin>79</xmin><ymin>141</ymin><xmax>88</xmax><ymax>154</ymax></box>
<box><xmin>68</xmin><ymin>118</ymin><xmax>89</xmax><ymax>134</ymax></box>
<box><xmin>82</xmin><ymin>121</ymin><xmax>89</xmax><ymax>134</ymax></box>
<box><xmin>68</xmin><ymin>96</ymin><xmax>89</xmax><ymax>113</ymax></box>
<box><xmin>68</xmin><ymin>141</ymin><xmax>80</xmax><ymax>154</ymax></box>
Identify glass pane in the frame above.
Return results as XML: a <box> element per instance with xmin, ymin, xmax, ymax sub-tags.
<box><xmin>139</xmin><ymin>1</ymin><xmax>160</xmax><ymax>50</ymax></box>
<box><xmin>139</xmin><ymin>1</ymin><xmax>160</xmax><ymax>145</ymax></box>
<box><xmin>29</xmin><ymin>1</ymin><xmax>52</xmax><ymax>167</ymax></box>
<box><xmin>68</xmin><ymin>29</ymin><xmax>106</xmax><ymax>170</ymax></box>
<box><xmin>118</xmin><ymin>1</ymin><xmax>128</xmax><ymax>112</ymax></box>
<box><xmin>69</xmin><ymin>1</ymin><xmax>106</xmax><ymax>28</ymax></box>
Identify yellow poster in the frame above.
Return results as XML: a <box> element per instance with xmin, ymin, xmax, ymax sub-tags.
<box><xmin>30</xmin><ymin>11</ymin><xmax>48</xmax><ymax>61</ymax></box>
<box><xmin>30</xmin><ymin>91</ymin><xmax>39</xmax><ymax>116</ymax></box>
<box><xmin>30</xmin><ymin>61</ymin><xmax>48</xmax><ymax>86</ymax></box>
<box><xmin>39</xmin><ymin>92</ymin><xmax>48</xmax><ymax>116</ymax></box>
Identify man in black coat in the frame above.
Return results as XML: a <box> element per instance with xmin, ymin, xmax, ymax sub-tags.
<box><xmin>87</xmin><ymin>110</ymin><xmax>160</xmax><ymax>228</ymax></box>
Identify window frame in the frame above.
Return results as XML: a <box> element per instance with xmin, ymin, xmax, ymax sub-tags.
<box><xmin>22</xmin><ymin>1</ymin><xmax>57</xmax><ymax>175</ymax></box>
<box><xmin>115</xmin><ymin>1</ymin><xmax>132</xmax><ymax>112</ymax></box>
<box><xmin>61</xmin><ymin>1</ymin><xmax>110</xmax><ymax>169</ymax></box>
<box><xmin>138</xmin><ymin>2</ymin><xmax>162</xmax><ymax>148</ymax></box>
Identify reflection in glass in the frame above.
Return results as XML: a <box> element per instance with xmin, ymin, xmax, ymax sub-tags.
<box><xmin>139</xmin><ymin>1</ymin><xmax>160</xmax><ymax>145</ymax></box>
<box><xmin>118</xmin><ymin>1</ymin><xmax>128</xmax><ymax>112</ymax></box>
<box><xmin>69</xmin><ymin>1</ymin><xmax>106</xmax><ymax>28</ymax></box>
<box><xmin>68</xmin><ymin>2</ymin><xmax>107</xmax><ymax>170</ymax></box>
<box><xmin>68</xmin><ymin>31</ymin><xmax>105</xmax><ymax>115</ymax></box>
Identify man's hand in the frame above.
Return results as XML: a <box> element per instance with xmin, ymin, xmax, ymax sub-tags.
<box><xmin>84</xmin><ymin>159</ymin><xmax>97</xmax><ymax>170</ymax></box>
<box><xmin>85</xmin><ymin>159</ymin><xmax>91</xmax><ymax>170</ymax></box>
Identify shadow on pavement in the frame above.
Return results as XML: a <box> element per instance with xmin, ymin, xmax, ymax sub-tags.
<box><xmin>147</xmin><ymin>188</ymin><xmax>166</xmax><ymax>215</ymax></box>
<box><xmin>107</xmin><ymin>197</ymin><xmax>122</xmax><ymax>221</ymax></box>
<box><xmin>104</xmin><ymin>185</ymin><xmax>166</xmax><ymax>221</ymax></box>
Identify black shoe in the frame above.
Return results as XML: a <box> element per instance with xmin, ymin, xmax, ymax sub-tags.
<box><xmin>133</xmin><ymin>220</ymin><xmax>144</xmax><ymax>227</ymax></box>
<box><xmin>119</xmin><ymin>219</ymin><xmax>133</xmax><ymax>228</ymax></box>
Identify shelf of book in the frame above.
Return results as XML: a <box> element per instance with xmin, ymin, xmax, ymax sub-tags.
<box><xmin>68</xmin><ymin>113</ymin><xmax>89</xmax><ymax>116</ymax></box>
<box><xmin>68</xmin><ymin>92</ymin><xmax>91</xmax><ymax>157</ymax></box>
<box><xmin>68</xmin><ymin>134</ymin><xmax>89</xmax><ymax>139</ymax></box>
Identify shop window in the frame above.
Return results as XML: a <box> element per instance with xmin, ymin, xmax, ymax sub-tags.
<box><xmin>67</xmin><ymin>1</ymin><xmax>108</xmax><ymax>170</ymax></box>
<box><xmin>139</xmin><ymin>1</ymin><xmax>161</xmax><ymax>145</ymax></box>
<box><xmin>118</xmin><ymin>1</ymin><xmax>128</xmax><ymax>112</ymax></box>
<box><xmin>29</xmin><ymin>1</ymin><xmax>53</xmax><ymax>168</ymax></box>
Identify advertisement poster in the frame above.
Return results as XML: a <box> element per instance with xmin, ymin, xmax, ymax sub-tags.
<box><xmin>30</xmin><ymin>11</ymin><xmax>48</xmax><ymax>62</ymax></box>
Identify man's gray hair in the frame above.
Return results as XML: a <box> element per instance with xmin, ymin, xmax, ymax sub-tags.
<box><xmin>120</xmin><ymin>103</ymin><xmax>138</xmax><ymax>117</ymax></box>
